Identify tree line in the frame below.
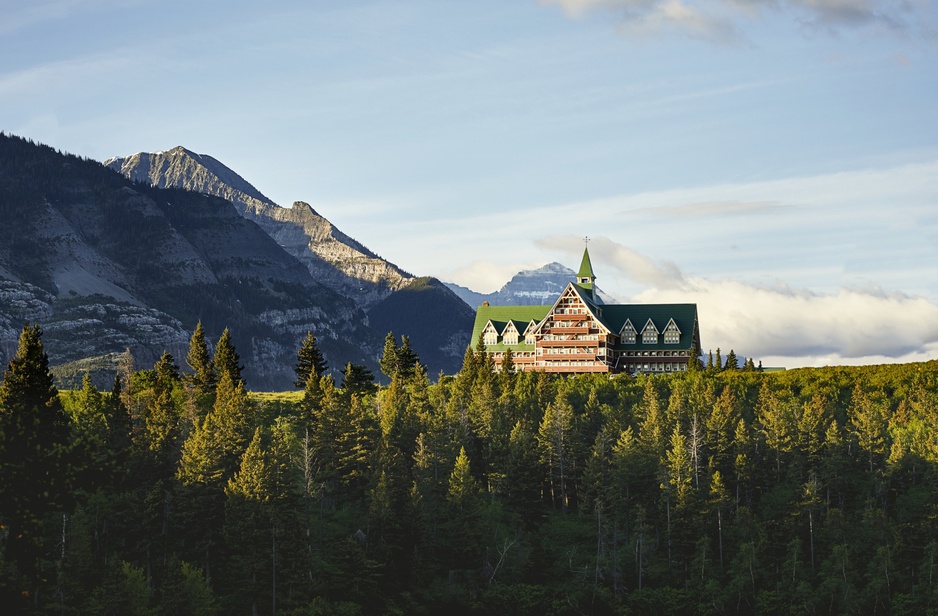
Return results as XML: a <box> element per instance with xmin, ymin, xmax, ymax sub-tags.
<box><xmin>1</xmin><ymin>322</ymin><xmax>937</xmax><ymax>614</ymax></box>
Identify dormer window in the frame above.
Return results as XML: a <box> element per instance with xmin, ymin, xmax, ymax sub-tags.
<box><xmin>620</xmin><ymin>319</ymin><xmax>636</xmax><ymax>344</ymax></box>
<box><xmin>502</xmin><ymin>322</ymin><xmax>519</xmax><ymax>346</ymax></box>
<box><xmin>663</xmin><ymin>319</ymin><xmax>681</xmax><ymax>344</ymax></box>
<box><xmin>641</xmin><ymin>319</ymin><xmax>658</xmax><ymax>345</ymax></box>
<box><xmin>524</xmin><ymin>320</ymin><xmax>538</xmax><ymax>345</ymax></box>
<box><xmin>482</xmin><ymin>321</ymin><xmax>499</xmax><ymax>346</ymax></box>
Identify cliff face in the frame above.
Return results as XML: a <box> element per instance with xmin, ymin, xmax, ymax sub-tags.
<box><xmin>1</xmin><ymin>135</ymin><xmax>381</xmax><ymax>389</ymax></box>
<box><xmin>105</xmin><ymin>147</ymin><xmax>412</xmax><ymax>307</ymax></box>
<box><xmin>104</xmin><ymin>145</ymin><xmax>476</xmax><ymax>377</ymax></box>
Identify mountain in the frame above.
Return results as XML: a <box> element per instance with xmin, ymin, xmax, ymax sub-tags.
<box><xmin>445</xmin><ymin>262</ymin><xmax>617</xmax><ymax>308</ymax></box>
<box><xmin>105</xmin><ymin>147</ymin><xmax>412</xmax><ymax>307</ymax></box>
<box><xmin>0</xmin><ymin>134</ymin><xmax>382</xmax><ymax>389</ymax></box>
<box><xmin>366</xmin><ymin>278</ymin><xmax>475</xmax><ymax>377</ymax></box>
<box><xmin>105</xmin><ymin>145</ymin><xmax>474</xmax><ymax>376</ymax></box>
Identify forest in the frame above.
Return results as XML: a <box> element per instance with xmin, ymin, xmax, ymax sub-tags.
<box><xmin>1</xmin><ymin>322</ymin><xmax>937</xmax><ymax>615</ymax></box>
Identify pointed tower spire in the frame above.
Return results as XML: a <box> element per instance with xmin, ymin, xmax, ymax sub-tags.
<box><xmin>577</xmin><ymin>238</ymin><xmax>595</xmax><ymax>299</ymax></box>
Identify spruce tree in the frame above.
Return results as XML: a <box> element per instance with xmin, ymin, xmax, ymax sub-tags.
<box><xmin>724</xmin><ymin>349</ymin><xmax>738</xmax><ymax>371</ymax></box>
<box><xmin>185</xmin><ymin>321</ymin><xmax>216</xmax><ymax>394</ymax></box>
<box><xmin>154</xmin><ymin>350</ymin><xmax>181</xmax><ymax>386</ymax></box>
<box><xmin>342</xmin><ymin>362</ymin><xmax>376</xmax><ymax>397</ymax></box>
<box><xmin>0</xmin><ymin>324</ymin><xmax>76</xmax><ymax>606</ymax></box>
<box><xmin>686</xmin><ymin>343</ymin><xmax>700</xmax><ymax>373</ymax></box>
<box><xmin>396</xmin><ymin>336</ymin><xmax>419</xmax><ymax>379</ymax></box>
<box><xmin>214</xmin><ymin>327</ymin><xmax>243</xmax><ymax>387</ymax></box>
<box><xmin>379</xmin><ymin>332</ymin><xmax>399</xmax><ymax>380</ymax></box>
<box><xmin>294</xmin><ymin>331</ymin><xmax>327</xmax><ymax>388</ymax></box>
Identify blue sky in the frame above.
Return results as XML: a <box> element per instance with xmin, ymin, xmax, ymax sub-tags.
<box><xmin>2</xmin><ymin>0</ymin><xmax>937</xmax><ymax>367</ymax></box>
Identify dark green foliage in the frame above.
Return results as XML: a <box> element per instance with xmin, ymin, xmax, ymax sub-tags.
<box><xmin>213</xmin><ymin>327</ymin><xmax>243</xmax><ymax>387</ymax></box>
<box><xmin>186</xmin><ymin>321</ymin><xmax>216</xmax><ymax>395</ymax></box>
<box><xmin>3</xmin><ymin>321</ymin><xmax>938</xmax><ymax>613</ymax></box>
<box><xmin>294</xmin><ymin>330</ymin><xmax>328</xmax><ymax>388</ymax></box>
<box><xmin>341</xmin><ymin>362</ymin><xmax>376</xmax><ymax>397</ymax></box>
<box><xmin>365</xmin><ymin>276</ymin><xmax>475</xmax><ymax>376</ymax></box>
<box><xmin>0</xmin><ymin>324</ymin><xmax>90</xmax><ymax>607</ymax></box>
<box><xmin>379</xmin><ymin>331</ymin><xmax>400</xmax><ymax>380</ymax></box>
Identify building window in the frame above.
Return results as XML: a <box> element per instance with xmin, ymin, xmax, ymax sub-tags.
<box><xmin>641</xmin><ymin>320</ymin><xmax>658</xmax><ymax>345</ymax></box>
<box><xmin>663</xmin><ymin>320</ymin><xmax>681</xmax><ymax>344</ymax></box>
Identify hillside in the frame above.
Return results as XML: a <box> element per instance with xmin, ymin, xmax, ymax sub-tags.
<box><xmin>366</xmin><ymin>277</ymin><xmax>475</xmax><ymax>377</ymax></box>
<box><xmin>106</xmin><ymin>144</ymin><xmax>474</xmax><ymax>376</ymax></box>
<box><xmin>0</xmin><ymin>134</ymin><xmax>382</xmax><ymax>389</ymax></box>
<box><xmin>105</xmin><ymin>147</ymin><xmax>413</xmax><ymax>307</ymax></box>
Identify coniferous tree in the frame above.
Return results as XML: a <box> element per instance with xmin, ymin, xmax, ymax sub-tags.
<box><xmin>687</xmin><ymin>342</ymin><xmax>701</xmax><ymax>373</ymax></box>
<box><xmin>186</xmin><ymin>321</ymin><xmax>216</xmax><ymax>394</ymax></box>
<box><xmin>724</xmin><ymin>349</ymin><xmax>738</xmax><ymax>371</ymax></box>
<box><xmin>379</xmin><ymin>332</ymin><xmax>400</xmax><ymax>380</ymax></box>
<box><xmin>396</xmin><ymin>336</ymin><xmax>420</xmax><ymax>379</ymax></box>
<box><xmin>214</xmin><ymin>327</ymin><xmax>243</xmax><ymax>387</ymax></box>
<box><xmin>154</xmin><ymin>350</ymin><xmax>181</xmax><ymax>385</ymax></box>
<box><xmin>0</xmin><ymin>323</ymin><xmax>77</xmax><ymax>607</ymax></box>
<box><xmin>294</xmin><ymin>331</ymin><xmax>327</xmax><ymax>388</ymax></box>
<box><xmin>342</xmin><ymin>362</ymin><xmax>377</xmax><ymax>398</ymax></box>
<box><xmin>538</xmin><ymin>395</ymin><xmax>574</xmax><ymax>512</ymax></box>
<box><xmin>714</xmin><ymin>347</ymin><xmax>723</xmax><ymax>372</ymax></box>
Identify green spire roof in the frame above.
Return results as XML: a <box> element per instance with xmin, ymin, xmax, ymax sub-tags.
<box><xmin>577</xmin><ymin>246</ymin><xmax>595</xmax><ymax>282</ymax></box>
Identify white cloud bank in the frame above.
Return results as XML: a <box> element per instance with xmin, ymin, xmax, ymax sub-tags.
<box><xmin>641</xmin><ymin>278</ymin><xmax>938</xmax><ymax>366</ymax></box>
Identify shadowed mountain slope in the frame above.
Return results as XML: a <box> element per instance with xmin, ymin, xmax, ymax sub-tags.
<box><xmin>105</xmin><ymin>147</ymin><xmax>413</xmax><ymax>307</ymax></box>
<box><xmin>0</xmin><ymin>134</ymin><xmax>381</xmax><ymax>389</ymax></box>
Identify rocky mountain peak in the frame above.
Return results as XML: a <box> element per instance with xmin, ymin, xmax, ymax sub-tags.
<box><xmin>106</xmin><ymin>148</ymin><xmax>412</xmax><ymax>306</ymax></box>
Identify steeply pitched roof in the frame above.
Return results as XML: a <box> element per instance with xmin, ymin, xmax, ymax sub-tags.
<box><xmin>597</xmin><ymin>303</ymin><xmax>699</xmax><ymax>351</ymax></box>
<box><xmin>577</xmin><ymin>247</ymin><xmax>595</xmax><ymax>280</ymax></box>
<box><xmin>471</xmin><ymin>304</ymin><xmax>551</xmax><ymax>350</ymax></box>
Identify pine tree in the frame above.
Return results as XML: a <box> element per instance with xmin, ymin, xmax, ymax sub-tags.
<box><xmin>379</xmin><ymin>332</ymin><xmax>400</xmax><ymax>380</ymax></box>
<box><xmin>154</xmin><ymin>350</ymin><xmax>181</xmax><ymax>388</ymax></box>
<box><xmin>447</xmin><ymin>446</ymin><xmax>481</xmax><ymax>511</ymax></box>
<box><xmin>500</xmin><ymin>347</ymin><xmax>515</xmax><ymax>376</ymax></box>
<box><xmin>538</xmin><ymin>396</ymin><xmax>574</xmax><ymax>512</ymax></box>
<box><xmin>186</xmin><ymin>321</ymin><xmax>216</xmax><ymax>394</ymax></box>
<box><xmin>214</xmin><ymin>327</ymin><xmax>243</xmax><ymax>387</ymax></box>
<box><xmin>396</xmin><ymin>336</ymin><xmax>419</xmax><ymax>379</ymax></box>
<box><xmin>342</xmin><ymin>362</ymin><xmax>376</xmax><ymax>398</ymax></box>
<box><xmin>714</xmin><ymin>348</ymin><xmax>723</xmax><ymax>372</ymax></box>
<box><xmin>724</xmin><ymin>349</ymin><xmax>738</xmax><ymax>371</ymax></box>
<box><xmin>687</xmin><ymin>342</ymin><xmax>701</xmax><ymax>373</ymax></box>
<box><xmin>0</xmin><ymin>323</ymin><xmax>77</xmax><ymax>606</ymax></box>
<box><xmin>294</xmin><ymin>331</ymin><xmax>327</xmax><ymax>388</ymax></box>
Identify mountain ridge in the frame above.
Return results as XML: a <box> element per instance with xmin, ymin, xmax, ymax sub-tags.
<box><xmin>105</xmin><ymin>147</ymin><xmax>413</xmax><ymax>307</ymax></box>
<box><xmin>445</xmin><ymin>262</ymin><xmax>617</xmax><ymax>308</ymax></box>
<box><xmin>1</xmin><ymin>134</ymin><xmax>381</xmax><ymax>389</ymax></box>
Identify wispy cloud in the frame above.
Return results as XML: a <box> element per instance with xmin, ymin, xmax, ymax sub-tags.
<box><xmin>630</xmin><ymin>199</ymin><xmax>786</xmax><ymax>217</ymax></box>
<box><xmin>540</xmin><ymin>0</ymin><xmax>930</xmax><ymax>42</ymax></box>
<box><xmin>0</xmin><ymin>0</ymin><xmax>150</xmax><ymax>35</ymax></box>
<box><xmin>535</xmin><ymin>235</ymin><xmax>688</xmax><ymax>289</ymax></box>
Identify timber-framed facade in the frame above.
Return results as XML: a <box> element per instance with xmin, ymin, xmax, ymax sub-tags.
<box><xmin>471</xmin><ymin>248</ymin><xmax>700</xmax><ymax>375</ymax></box>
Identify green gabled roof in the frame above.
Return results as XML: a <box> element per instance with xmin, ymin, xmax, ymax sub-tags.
<box><xmin>597</xmin><ymin>303</ymin><xmax>699</xmax><ymax>351</ymax></box>
<box><xmin>471</xmin><ymin>304</ymin><xmax>551</xmax><ymax>347</ymax></box>
<box><xmin>577</xmin><ymin>247</ymin><xmax>595</xmax><ymax>280</ymax></box>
